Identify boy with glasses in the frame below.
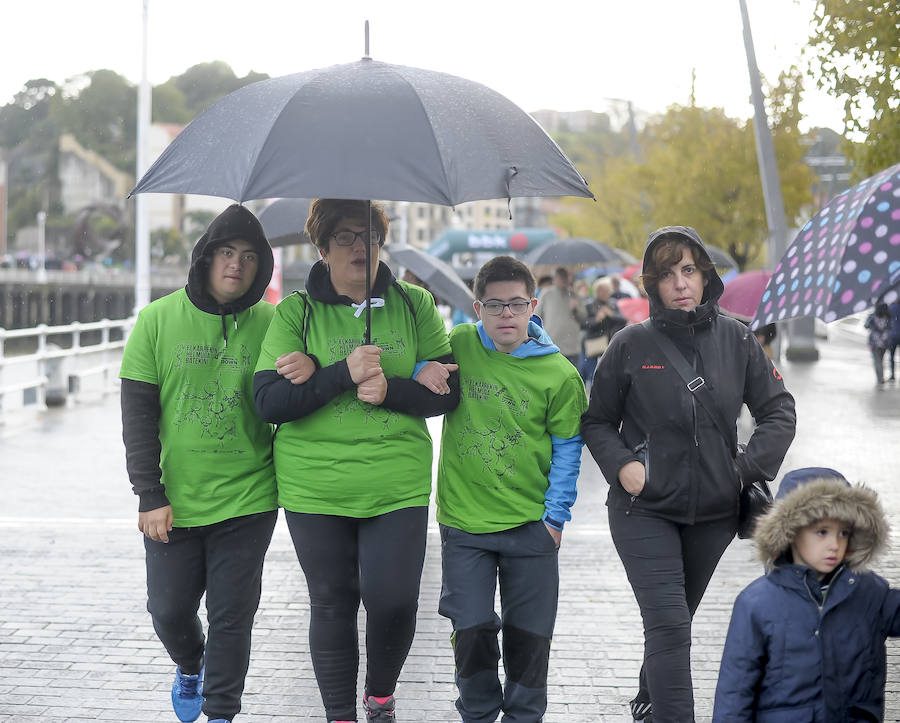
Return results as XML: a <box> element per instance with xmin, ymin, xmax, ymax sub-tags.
<box><xmin>416</xmin><ymin>255</ymin><xmax>586</xmax><ymax>722</ymax></box>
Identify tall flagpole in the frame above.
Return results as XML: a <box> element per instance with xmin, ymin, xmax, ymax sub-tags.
<box><xmin>134</xmin><ymin>0</ymin><xmax>152</xmax><ymax>312</ymax></box>
<box><xmin>739</xmin><ymin>0</ymin><xmax>817</xmax><ymax>361</ymax></box>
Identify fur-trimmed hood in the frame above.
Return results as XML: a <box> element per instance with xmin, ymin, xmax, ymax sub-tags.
<box><xmin>755</xmin><ymin>467</ymin><xmax>890</xmax><ymax>571</ymax></box>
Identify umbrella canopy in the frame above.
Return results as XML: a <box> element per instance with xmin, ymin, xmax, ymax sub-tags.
<box><xmin>524</xmin><ymin>237</ymin><xmax>621</xmax><ymax>268</ymax></box>
<box><xmin>384</xmin><ymin>244</ymin><xmax>475</xmax><ymax>313</ymax></box>
<box><xmin>751</xmin><ymin>162</ymin><xmax>900</xmax><ymax>329</ymax></box>
<box><xmin>257</xmin><ymin>198</ymin><xmax>313</xmax><ymax>247</ymax></box>
<box><xmin>719</xmin><ymin>269</ymin><xmax>773</xmax><ymax>322</ymax></box>
<box><xmin>706</xmin><ymin>244</ymin><xmax>740</xmax><ymax>271</ymax></box>
<box><xmin>131</xmin><ymin>59</ymin><xmax>593</xmax><ymax>206</ymax></box>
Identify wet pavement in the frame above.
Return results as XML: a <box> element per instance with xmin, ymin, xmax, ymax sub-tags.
<box><xmin>1</xmin><ymin>332</ymin><xmax>899</xmax><ymax>722</ymax></box>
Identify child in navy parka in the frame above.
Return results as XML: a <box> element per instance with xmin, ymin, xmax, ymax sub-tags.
<box><xmin>713</xmin><ymin>467</ymin><xmax>900</xmax><ymax>722</ymax></box>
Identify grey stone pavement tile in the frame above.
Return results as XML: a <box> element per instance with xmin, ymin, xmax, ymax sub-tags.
<box><xmin>1</xmin><ymin>333</ymin><xmax>899</xmax><ymax>721</ymax></box>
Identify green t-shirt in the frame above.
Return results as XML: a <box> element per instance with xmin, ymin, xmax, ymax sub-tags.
<box><xmin>255</xmin><ymin>282</ymin><xmax>451</xmax><ymax>516</ymax></box>
<box><xmin>437</xmin><ymin>324</ymin><xmax>587</xmax><ymax>533</ymax></box>
<box><xmin>119</xmin><ymin>289</ymin><xmax>277</xmax><ymax>526</ymax></box>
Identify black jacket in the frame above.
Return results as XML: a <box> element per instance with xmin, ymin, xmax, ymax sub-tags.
<box><xmin>581</xmin><ymin>226</ymin><xmax>796</xmax><ymax>523</ymax></box>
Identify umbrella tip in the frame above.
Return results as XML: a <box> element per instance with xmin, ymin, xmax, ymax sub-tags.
<box><xmin>363</xmin><ymin>20</ymin><xmax>371</xmax><ymax>60</ymax></box>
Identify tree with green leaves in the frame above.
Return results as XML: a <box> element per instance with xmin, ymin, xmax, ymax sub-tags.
<box><xmin>550</xmin><ymin>70</ymin><xmax>813</xmax><ymax>270</ymax></box>
<box><xmin>807</xmin><ymin>0</ymin><xmax>900</xmax><ymax>176</ymax></box>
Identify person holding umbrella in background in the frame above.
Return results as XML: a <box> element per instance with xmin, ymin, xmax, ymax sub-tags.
<box><xmin>254</xmin><ymin>199</ymin><xmax>459</xmax><ymax>723</ymax></box>
<box><xmin>120</xmin><ymin>205</ymin><xmax>278</xmax><ymax>723</ymax></box>
<box><xmin>534</xmin><ymin>267</ymin><xmax>586</xmax><ymax>367</ymax></box>
<box><xmin>581</xmin><ymin>226</ymin><xmax>796</xmax><ymax>723</ymax></box>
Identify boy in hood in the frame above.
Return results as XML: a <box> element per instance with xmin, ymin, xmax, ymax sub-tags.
<box><xmin>420</xmin><ymin>255</ymin><xmax>587</xmax><ymax>722</ymax></box>
<box><xmin>120</xmin><ymin>204</ymin><xmax>277</xmax><ymax>723</ymax></box>
<box><xmin>714</xmin><ymin>467</ymin><xmax>900</xmax><ymax>722</ymax></box>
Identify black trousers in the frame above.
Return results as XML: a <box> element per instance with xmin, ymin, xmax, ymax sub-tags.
<box><xmin>144</xmin><ymin>509</ymin><xmax>277</xmax><ymax>721</ymax></box>
<box><xmin>608</xmin><ymin>507</ymin><xmax>736</xmax><ymax>723</ymax></box>
<box><xmin>285</xmin><ymin>506</ymin><xmax>428</xmax><ymax>722</ymax></box>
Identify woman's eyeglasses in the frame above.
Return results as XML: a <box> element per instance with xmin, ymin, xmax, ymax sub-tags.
<box><xmin>330</xmin><ymin>230</ymin><xmax>384</xmax><ymax>247</ymax></box>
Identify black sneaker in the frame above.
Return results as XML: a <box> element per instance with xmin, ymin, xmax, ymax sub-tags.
<box><xmin>363</xmin><ymin>694</ymin><xmax>396</xmax><ymax>722</ymax></box>
<box><xmin>630</xmin><ymin>695</ymin><xmax>652</xmax><ymax>721</ymax></box>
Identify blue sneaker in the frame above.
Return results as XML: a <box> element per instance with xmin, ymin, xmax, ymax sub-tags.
<box><xmin>171</xmin><ymin>664</ymin><xmax>204</xmax><ymax>722</ymax></box>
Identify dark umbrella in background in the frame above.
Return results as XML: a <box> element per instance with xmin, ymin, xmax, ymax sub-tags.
<box><xmin>524</xmin><ymin>237</ymin><xmax>622</xmax><ymax>272</ymax></box>
<box><xmin>131</xmin><ymin>45</ymin><xmax>593</xmax><ymax>342</ymax></box>
<box><xmin>384</xmin><ymin>244</ymin><xmax>475</xmax><ymax>313</ymax></box>
<box><xmin>751</xmin><ymin>162</ymin><xmax>900</xmax><ymax>329</ymax></box>
<box><xmin>257</xmin><ymin>198</ymin><xmax>313</xmax><ymax>247</ymax></box>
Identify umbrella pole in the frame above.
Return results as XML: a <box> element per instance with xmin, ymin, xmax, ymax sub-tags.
<box><xmin>365</xmin><ymin>200</ymin><xmax>372</xmax><ymax>345</ymax></box>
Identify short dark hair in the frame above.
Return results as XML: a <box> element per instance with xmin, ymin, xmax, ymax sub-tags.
<box><xmin>641</xmin><ymin>237</ymin><xmax>714</xmax><ymax>298</ymax></box>
<box><xmin>305</xmin><ymin>199</ymin><xmax>389</xmax><ymax>251</ymax></box>
<box><xmin>474</xmin><ymin>255</ymin><xmax>536</xmax><ymax>299</ymax></box>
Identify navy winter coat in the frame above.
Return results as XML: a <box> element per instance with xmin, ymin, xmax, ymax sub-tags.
<box><xmin>714</xmin><ymin>472</ymin><xmax>900</xmax><ymax>722</ymax></box>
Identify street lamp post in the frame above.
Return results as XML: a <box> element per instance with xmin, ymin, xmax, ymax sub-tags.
<box><xmin>134</xmin><ymin>0</ymin><xmax>152</xmax><ymax>312</ymax></box>
<box><xmin>36</xmin><ymin>210</ymin><xmax>47</xmax><ymax>283</ymax></box>
<box><xmin>738</xmin><ymin>0</ymin><xmax>818</xmax><ymax>361</ymax></box>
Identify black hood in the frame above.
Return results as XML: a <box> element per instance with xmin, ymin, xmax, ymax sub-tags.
<box><xmin>305</xmin><ymin>258</ymin><xmax>396</xmax><ymax>304</ymax></box>
<box><xmin>185</xmin><ymin>203</ymin><xmax>274</xmax><ymax>315</ymax></box>
<box><xmin>642</xmin><ymin>225</ymin><xmax>724</xmax><ymax>329</ymax></box>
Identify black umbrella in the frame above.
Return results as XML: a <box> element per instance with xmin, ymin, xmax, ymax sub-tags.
<box><xmin>257</xmin><ymin>198</ymin><xmax>312</xmax><ymax>247</ymax></box>
<box><xmin>706</xmin><ymin>244</ymin><xmax>740</xmax><ymax>270</ymax></box>
<box><xmin>385</xmin><ymin>244</ymin><xmax>475</xmax><ymax>313</ymax></box>
<box><xmin>524</xmin><ymin>237</ymin><xmax>621</xmax><ymax>268</ymax></box>
<box><xmin>131</xmin><ymin>56</ymin><xmax>593</xmax><ymax>341</ymax></box>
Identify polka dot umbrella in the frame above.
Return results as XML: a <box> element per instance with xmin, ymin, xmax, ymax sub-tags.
<box><xmin>751</xmin><ymin>162</ymin><xmax>900</xmax><ymax>330</ymax></box>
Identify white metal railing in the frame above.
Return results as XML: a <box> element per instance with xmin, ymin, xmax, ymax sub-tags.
<box><xmin>0</xmin><ymin>317</ymin><xmax>133</xmax><ymax>421</ymax></box>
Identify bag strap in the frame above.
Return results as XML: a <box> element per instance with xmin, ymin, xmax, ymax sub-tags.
<box><xmin>639</xmin><ymin>319</ymin><xmax>737</xmax><ymax>455</ymax></box>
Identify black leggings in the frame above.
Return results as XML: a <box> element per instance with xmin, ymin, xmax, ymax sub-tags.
<box><xmin>608</xmin><ymin>507</ymin><xmax>736</xmax><ymax>723</ymax></box>
<box><xmin>284</xmin><ymin>506</ymin><xmax>428</xmax><ymax>721</ymax></box>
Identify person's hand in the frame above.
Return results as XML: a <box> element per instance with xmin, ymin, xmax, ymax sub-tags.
<box><xmin>414</xmin><ymin>361</ymin><xmax>459</xmax><ymax>395</ymax></box>
<box><xmin>544</xmin><ymin>523</ymin><xmax>562</xmax><ymax>548</ymax></box>
<box><xmin>619</xmin><ymin>461</ymin><xmax>646</xmax><ymax>496</ymax></box>
<box><xmin>569</xmin><ymin>298</ymin><xmax>580</xmax><ymax>311</ymax></box>
<box><xmin>347</xmin><ymin>345</ymin><xmax>383</xmax><ymax>384</ymax></box>
<box><xmin>276</xmin><ymin>351</ymin><xmax>315</xmax><ymax>385</ymax></box>
<box><xmin>139</xmin><ymin>506</ymin><xmax>173</xmax><ymax>543</ymax></box>
<box><xmin>595</xmin><ymin>306</ymin><xmax>611</xmax><ymax>320</ymax></box>
<box><xmin>357</xmin><ymin>370</ymin><xmax>387</xmax><ymax>405</ymax></box>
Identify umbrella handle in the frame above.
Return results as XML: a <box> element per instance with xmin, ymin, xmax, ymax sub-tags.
<box><xmin>365</xmin><ymin>200</ymin><xmax>372</xmax><ymax>345</ymax></box>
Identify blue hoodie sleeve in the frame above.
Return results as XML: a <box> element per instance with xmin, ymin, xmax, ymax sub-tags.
<box><xmin>542</xmin><ymin>434</ymin><xmax>583</xmax><ymax>529</ymax></box>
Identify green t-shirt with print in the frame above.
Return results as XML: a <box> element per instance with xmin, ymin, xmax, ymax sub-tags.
<box><xmin>255</xmin><ymin>281</ymin><xmax>451</xmax><ymax>517</ymax></box>
<box><xmin>119</xmin><ymin>289</ymin><xmax>277</xmax><ymax>526</ymax></box>
<box><xmin>437</xmin><ymin>323</ymin><xmax>587</xmax><ymax>533</ymax></box>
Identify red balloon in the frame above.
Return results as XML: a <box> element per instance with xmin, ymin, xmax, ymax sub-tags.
<box><xmin>508</xmin><ymin>233</ymin><xmax>528</xmax><ymax>251</ymax></box>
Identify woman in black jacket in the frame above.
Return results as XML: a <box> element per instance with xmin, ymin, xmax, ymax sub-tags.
<box><xmin>581</xmin><ymin>226</ymin><xmax>796</xmax><ymax>723</ymax></box>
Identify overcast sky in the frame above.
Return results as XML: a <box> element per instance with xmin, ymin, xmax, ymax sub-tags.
<box><xmin>1</xmin><ymin>0</ymin><xmax>844</xmax><ymax>132</ymax></box>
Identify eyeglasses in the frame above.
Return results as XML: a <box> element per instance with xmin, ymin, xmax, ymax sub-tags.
<box><xmin>213</xmin><ymin>246</ymin><xmax>258</xmax><ymax>265</ymax></box>
<box><xmin>478</xmin><ymin>300</ymin><xmax>532</xmax><ymax>316</ymax></box>
<box><xmin>330</xmin><ymin>229</ymin><xmax>384</xmax><ymax>247</ymax></box>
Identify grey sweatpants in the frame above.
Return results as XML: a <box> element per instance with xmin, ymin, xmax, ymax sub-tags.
<box><xmin>438</xmin><ymin>521</ymin><xmax>559</xmax><ymax>723</ymax></box>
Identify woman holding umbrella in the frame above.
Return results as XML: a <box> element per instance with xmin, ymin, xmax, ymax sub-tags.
<box><xmin>254</xmin><ymin>199</ymin><xmax>459</xmax><ymax>723</ymax></box>
<box><xmin>581</xmin><ymin>226</ymin><xmax>796</xmax><ymax>723</ymax></box>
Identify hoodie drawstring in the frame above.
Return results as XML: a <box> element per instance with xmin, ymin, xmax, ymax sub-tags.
<box><xmin>219</xmin><ymin>310</ymin><xmax>238</xmax><ymax>347</ymax></box>
<box><xmin>351</xmin><ymin>297</ymin><xmax>385</xmax><ymax>318</ymax></box>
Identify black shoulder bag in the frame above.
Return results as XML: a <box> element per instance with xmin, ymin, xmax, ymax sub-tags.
<box><xmin>640</xmin><ymin>320</ymin><xmax>772</xmax><ymax>539</ymax></box>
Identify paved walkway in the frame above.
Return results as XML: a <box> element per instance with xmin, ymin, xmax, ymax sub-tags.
<box><xmin>1</xmin><ymin>333</ymin><xmax>899</xmax><ymax>722</ymax></box>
